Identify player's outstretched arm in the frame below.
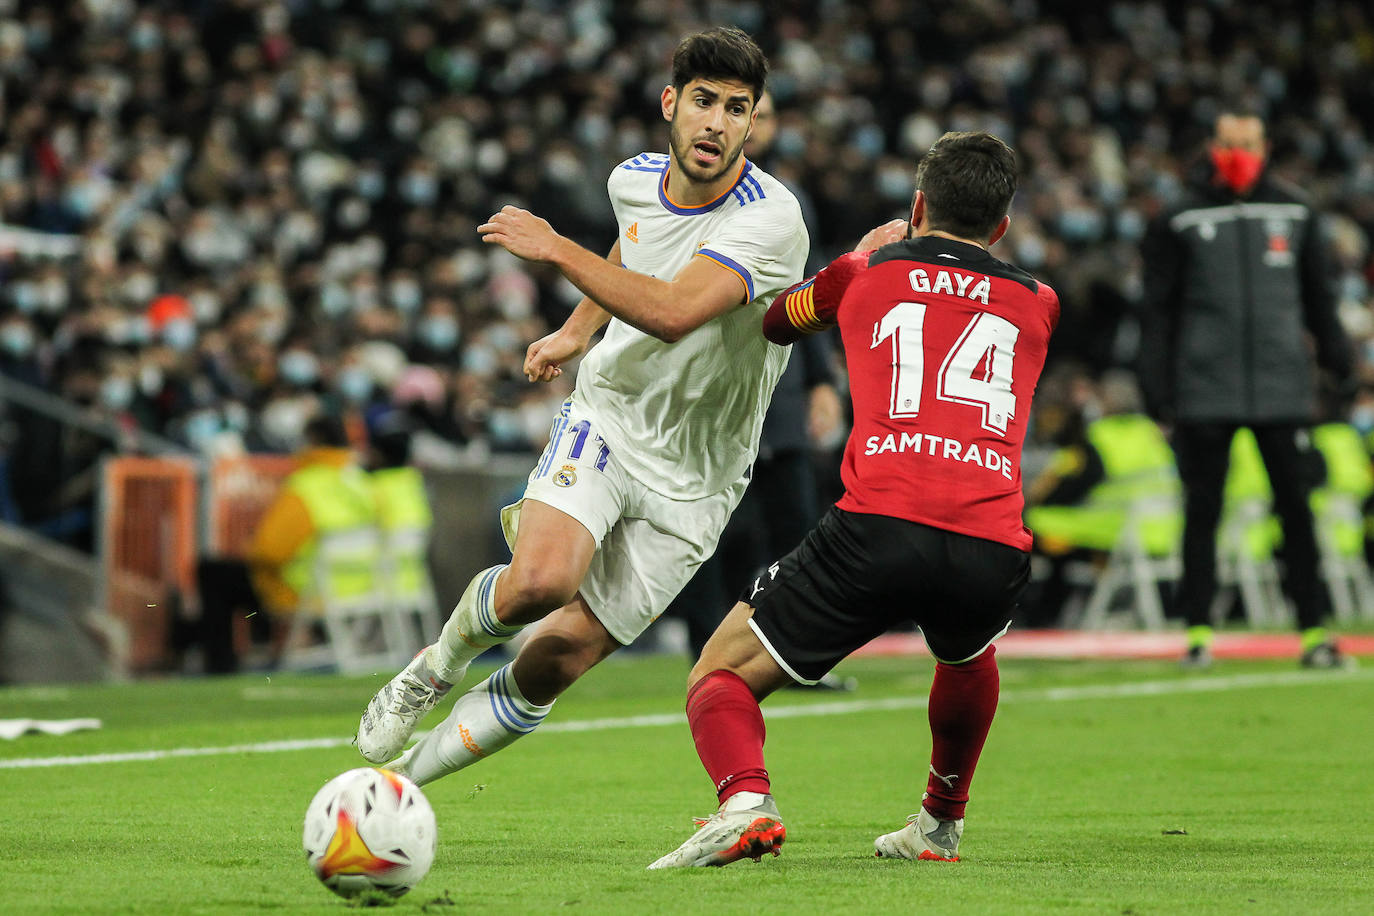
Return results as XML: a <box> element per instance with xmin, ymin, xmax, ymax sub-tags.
<box><xmin>480</xmin><ymin>205</ymin><xmax>746</xmax><ymax>343</ymax></box>
<box><xmin>761</xmin><ymin>219</ymin><xmax>907</xmax><ymax>344</ymax></box>
<box><xmin>523</xmin><ymin>242</ymin><xmax>619</xmax><ymax>382</ymax></box>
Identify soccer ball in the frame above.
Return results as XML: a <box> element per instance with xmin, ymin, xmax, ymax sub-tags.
<box><xmin>303</xmin><ymin>767</ymin><xmax>437</xmax><ymax>900</ymax></box>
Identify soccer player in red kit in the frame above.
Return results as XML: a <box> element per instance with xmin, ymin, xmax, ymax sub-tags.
<box><xmin>649</xmin><ymin>131</ymin><xmax>1059</xmax><ymax>869</ymax></box>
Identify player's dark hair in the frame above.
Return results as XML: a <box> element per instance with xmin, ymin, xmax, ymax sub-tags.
<box><xmin>672</xmin><ymin>27</ymin><xmax>768</xmax><ymax>105</ymax></box>
<box><xmin>915</xmin><ymin>131</ymin><xmax>1018</xmax><ymax>241</ymax></box>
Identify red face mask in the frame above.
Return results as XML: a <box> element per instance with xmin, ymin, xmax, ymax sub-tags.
<box><xmin>1210</xmin><ymin>146</ymin><xmax>1264</xmax><ymax>195</ymax></box>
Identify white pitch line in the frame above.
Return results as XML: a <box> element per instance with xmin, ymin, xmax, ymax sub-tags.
<box><xmin>2</xmin><ymin>668</ymin><xmax>1368</xmax><ymax>770</ymax></box>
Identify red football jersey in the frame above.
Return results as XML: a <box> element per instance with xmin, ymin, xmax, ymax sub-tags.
<box><xmin>765</xmin><ymin>236</ymin><xmax>1059</xmax><ymax>550</ymax></box>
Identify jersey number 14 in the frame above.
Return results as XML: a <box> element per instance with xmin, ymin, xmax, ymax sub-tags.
<box><xmin>872</xmin><ymin>302</ymin><xmax>1019</xmax><ymax>434</ymax></box>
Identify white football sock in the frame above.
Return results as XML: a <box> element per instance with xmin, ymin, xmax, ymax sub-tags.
<box><xmin>400</xmin><ymin>663</ymin><xmax>554</xmax><ymax>786</ymax></box>
<box><xmin>426</xmin><ymin>565</ymin><xmax>521</xmax><ymax>684</ymax></box>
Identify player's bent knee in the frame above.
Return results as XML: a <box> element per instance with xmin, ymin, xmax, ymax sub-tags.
<box><xmin>501</xmin><ymin>563</ymin><xmax>580</xmax><ymax>617</ymax></box>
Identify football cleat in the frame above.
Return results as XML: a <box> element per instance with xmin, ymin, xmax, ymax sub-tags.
<box><xmin>647</xmin><ymin>792</ymin><xmax>786</xmax><ymax>869</ymax></box>
<box><xmin>1180</xmin><ymin>644</ymin><xmax>1213</xmax><ymax>670</ymax></box>
<box><xmin>356</xmin><ymin>650</ymin><xmax>453</xmax><ymax>765</ymax></box>
<box><xmin>1300</xmin><ymin>641</ymin><xmax>1355</xmax><ymax>670</ymax></box>
<box><xmin>874</xmin><ymin>808</ymin><xmax>962</xmax><ymax>862</ymax></box>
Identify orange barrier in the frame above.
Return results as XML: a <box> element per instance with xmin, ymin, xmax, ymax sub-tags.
<box><xmin>207</xmin><ymin>454</ymin><xmax>297</xmax><ymax>558</ymax></box>
<box><xmin>100</xmin><ymin>456</ymin><xmax>198</xmax><ymax>672</ymax></box>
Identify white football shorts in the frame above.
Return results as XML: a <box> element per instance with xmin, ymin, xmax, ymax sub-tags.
<box><xmin>500</xmin><ymin>398</ymin><xmax>748</xmax><ymax>645</ymax></box>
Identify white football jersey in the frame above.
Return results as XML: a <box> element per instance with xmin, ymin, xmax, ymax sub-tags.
<box><xmin>573</xmin><ymin>152</ymin><xmax>809</xmax><ymax>499</ymax></box>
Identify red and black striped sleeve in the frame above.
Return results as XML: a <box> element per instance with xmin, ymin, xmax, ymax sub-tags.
<box><xmin>762</xmin><ymin>251</ymin><xmax>869</xmax><ymax>344</ymax></box>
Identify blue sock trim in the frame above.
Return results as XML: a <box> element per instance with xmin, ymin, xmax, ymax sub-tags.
<box><xmin>476</xmin><ymin>566</ymin><xmax>518</xmax><ymax>638</ymax></box>
<box><xmin>485</xmin><ymin>665</ymin><xmax>548</xmax><ymax>734</ymax></box>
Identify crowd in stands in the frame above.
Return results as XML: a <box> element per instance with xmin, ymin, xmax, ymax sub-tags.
<box><xmin>2</xmin><ymin>0</ymin><xmax>1374</xmax><ymax>550</ymax></box>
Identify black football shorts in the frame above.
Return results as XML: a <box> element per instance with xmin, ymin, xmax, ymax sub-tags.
<box><xmin>741</xmin><ymin>506</ymin><xmax>1029</xmax><ymax>682</ymax></box>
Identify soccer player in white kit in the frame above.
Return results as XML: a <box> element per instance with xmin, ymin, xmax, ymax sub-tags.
<box><xmin>355</xmin><ymin>27</ymin><xmax>810</xmax><ymax>789</ymax></box>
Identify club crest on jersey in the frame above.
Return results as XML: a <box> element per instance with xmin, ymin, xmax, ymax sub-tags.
<box><xmin>1263</xmin><ymin>219</ymin><xmax>1295</xmax><ymax>267</ymax></box>
<box><xmin>554</xmin><ymin>465</ymin><xmax>578</xmax><ymax>487</ymax></box>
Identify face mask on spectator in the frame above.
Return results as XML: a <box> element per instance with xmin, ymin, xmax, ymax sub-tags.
<box><xmin>1015</xmin><ymin>236</ymin><xmax>1048</xmax><ymax>270</ymax></box>
<box><xmin>252</xmin><ymin>281</ymin><xmax>288</xmax><ymax>309</ymax></box>
<box><xmin>774</xmin><ymin>126</ymin><xmax>806</xmax><ymax>159</ymax></box>
<box><xmin>138</xmin><ymin>363</ymin><xmax>163</xmax><ymax>395</ymax></box>
<box><xmin>351</xmin><ymin>282</ymin><xmax>380</xmax><ymax>311</ymax></box>
<box><xmin>544</xmin><ymin>152</ymin><xmax>582</xmax><ymax>184</ymax></box>
<box><xmin>319</xmin><ymin>283</ymin><xmax>353</xmax><ymax>317</ymax></box>
<box><xmin>356</xmin><ymin>169</ymin><xmax>385</xmax><ymax>200</ymax></box>
<box><xmin>222</xmin><ymin>400</ymin><xmax>250</xmax><ymax>432</ymax></box>
<box><xmin>1210</xmin><ymin>147</ymin><xmax>1264</xmax><ymax>195</ymax></box>
<box><xmin>336</xmin><ymin>367</ymin><xmax>374</xmax><ymax>403</ymax></box>
<box><xmin>108</xmin><ymin>317</ymin><xmax>153</xmax><ymax>347</ymax></box>
<box><xmin>282</xmin><ymin>212</ymin><xmax>321</xmax><ymax>250</ymax></box>
<box><xmin>248</xmin><ymin>92</ymin><xmax>280</xmax><ymax>124</ymax></box>
<box><xmin>10</xmin><ymin>281</ymin><xmax>39</xmax><ymax>314</ymax></box>
<box><xmin>100</xmin><ymin>375</ymin><xmax>134</xmax><ymax>412</ymax></box>
<box><xmin>123</xmin><ymin>272</ymin><xmax>157</xmax><ymax>305</ymax></box>
<box><xmin>487</xmin><ymin>407</ymin><xmax>526</xmax><ymax>448</ymax></box>
<box><xmin>26</xmin><ymin>21</ymin><xmax>51</xmax><ymax>52</ymax></box>
<box><xmin>183</xmin><ymin>410</ymin><xmax>220</xmax><ymax>450</ymax></box>
<box><xmin>1351</xmin><ymin>404</ymin><xmax>1374</xmax><ymax>437</ymax></box>
<box><xmin>876</xmin><ymin>167</ymin><xmax>911</xmax><ymax>201</ymax></box>
<box><xmin>129</xmin><ymin>21</ymin><xmax>162</xmax><ymax>52</ymax></box>
<box><xmin>485</xmin><ymin>322</ymin><xmax>521</xmax><ymax>352</ymax></box>
<box><xmin>133</xmin><ymin>234</ymin><xmax>165</xmax><ymax>265</ymax></box>
<box><xmin>1</xmin><ymin>323</ymin><xmax>34</xmax><ymax>357</ymax></box>
<box><xmin>332</xmin><ymin>108</ymin><xmax>364</xmax><ymax>141</ymax></box>
<box><xmin>391</xmin><ymin>108</ymin><xmax>421</xmax><ymax>141</ymax></box>
<box><xmin>258</xmin><ymin>316</ymin><xmax>287</xmax><ymax>346</ymax></box>
<box><xmin>337</xmin><ymin>198</ymin><xmax>370</xmax><ymax>230</ymax></box>
<box><xmin>279</xmin><ymin>351</ymin><xmax>320</xmax><ymax>387</ymax></box>
<box><xmin>261</xmin><ymin>400</ymin><xmax>307</xmax><ymax>450</ymax></box>
<box><xmin>1057</xmin><ymin>208</ymin><xmax>1105</xmax><ymax>244</ymax></box>
<box><xmin>162</xmin><ymin>318</ymin><xmax>197</xmax><ymax>352</ymax></box>
<box><xmin>64</xmin><ymin>181</ymin><xmax>102</xmax><ymax>220</ymax></box>
<box><xmin>190</xmin><ymin>292</ymin><xmax>221</xmax><ymax>325</ymax></box>
<box><xmin>399</xmin><ymin>172</ymin><xmax>438</xmax><ymax>206</ymax></box>
<box><xmin>1115</xmin><ymin>208</ymin><xmax>1147</xmax><ymax>242</ymax></box>
<box><xmin>462</xmin><ymin>343</ymin><xmax>498</xmax><ymax>376</ymax></box>
<box><xmin>418</xmin><ymin>315</ymin><xmax>459</xmax><ymax>352</ymax></box>
<box><xmin>239</xmin><ymin>206</ymin><xmax>271</xmax><ymax>241</ymax></box>
<box><xmin>283</xmin><ymin>119</ymin><xmax>314</xmax><ymax>150</ymax></box>
<box><xmin>388</xmin><ymin>279</ymin><xmax>422</xmax><ymax>312</ymax></box>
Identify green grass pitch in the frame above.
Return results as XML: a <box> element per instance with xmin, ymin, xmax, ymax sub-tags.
<box><xmin>3</xmin><ymin>653</ymin><xmax>1373</xmax><ymax>914</ymax></box>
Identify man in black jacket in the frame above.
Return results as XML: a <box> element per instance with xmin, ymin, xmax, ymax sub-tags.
<box><xmin>1140</xmin><ymin>110</ymin><xmax>1353</xmax><ymax>669</ymax></box>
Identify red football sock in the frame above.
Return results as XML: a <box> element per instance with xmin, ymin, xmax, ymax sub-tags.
<box><xmin>686</xmin><ymin>670</ymin><xmax>770</xmax><ymax>803</ymax></box>
<box><xmin>924</xmin><ymin>645</ymin><xmax>1000</xmax><ymax>821</ymax></box>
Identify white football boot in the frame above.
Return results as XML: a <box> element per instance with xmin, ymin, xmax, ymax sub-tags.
<box><xmin>356</xmin><ymin>649</ymin><xmax>453</xmax><ymax>764</ymax></box>
<box><xmin>647</xmin><ymin>792</ymin><xmax>786</xmax><ymax>869</ymax></box>
<box><xmin>874</xmin><ymin>808</ymin><xmax>963</xmax><ymax>861</ymax></box>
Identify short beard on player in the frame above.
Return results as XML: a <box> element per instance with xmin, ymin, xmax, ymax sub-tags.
<box><xmin>668</xmin><ymin>115</ymin><xmax>746</xmax><ymax>186</ymax></box>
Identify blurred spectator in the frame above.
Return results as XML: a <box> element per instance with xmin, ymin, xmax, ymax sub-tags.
<box><xmin>367</xmin><ymin>408</ymin><xmax>435</xmax><ymax>609</ymax></box>
<box><xmin>1139</xmin><ymin>109</ymin><xmax>1353</xmax><ymax>669</ymax></box>
<box><xmin>1023</xmin><ymin>370</ymin><xmax>1179</xmax><ymax>626</ymax></box>
<box><xmin>241</xmin><ymin>413</ymin><xmax>378</xmax><ymax>665</ymax></box>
